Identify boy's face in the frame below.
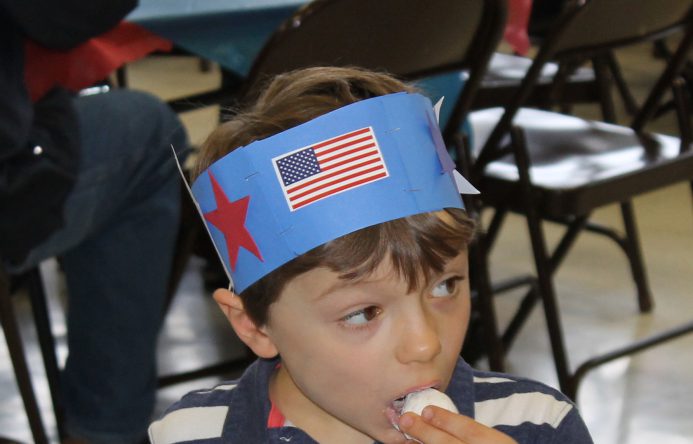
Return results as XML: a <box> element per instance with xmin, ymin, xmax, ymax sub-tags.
<box><xmin>264</xmin><ymin>249</ymin><xmax>470</xmax><ymax>443</ymax></box>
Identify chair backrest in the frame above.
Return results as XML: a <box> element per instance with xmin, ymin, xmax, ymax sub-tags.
<box><xmin>474</xmin><ymin>0</ymin><xmax>693</xmax><ymax>172</ymax></box>
<box><xmin>550</xmin><ymin>0</ymin><xmax>691</xmax><ymax>57</ymax></box>
<box><xmin>243</xmin><ymin>0</ymin><xmax>506</xmax><ymax>140</ymax></box>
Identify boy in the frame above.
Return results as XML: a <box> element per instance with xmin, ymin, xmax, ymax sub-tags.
<box><xmin>150</xmin><ymin>67</ymin><xmax>592</xmax><ymax>443</ymax></box>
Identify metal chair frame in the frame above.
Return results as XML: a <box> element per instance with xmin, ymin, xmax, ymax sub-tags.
<box><xmin>467</xmin><ymin>0</ymin><xmax>693</xmax><ymax>399</ymax></box>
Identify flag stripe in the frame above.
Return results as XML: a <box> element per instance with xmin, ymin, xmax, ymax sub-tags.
<box><xmin>319</xmin><ymin>146</ymin><xmax>378</xmax><ymax>171</ymax></box>
<box><xmin>289</xmin><ymin>164</ymin><xmax>386</xmax><ymax>201</ymax></box>
<box><xmin>287</xmin><ymin>156</ymin><xmax>382</xmax><ymax>194</ymax></box>
<box><xmin>312</xmin><ymin>127</ymin><xmax>370</xmax><ymax>150</ymax></box>
<box><xmin>318</xmin><ymin>142</ymin><xmax>376</xmax><ymax>165</ymax></box>
<box><xmin>290</xmin><ymin>165</ymin><xmax>387</xmax><ymax>206</ymax></box>
<box><xmin>292</xmin><ymin>172</ymin><xmax>388</xmax><ymax>210</ymax></box>
<box><xmin>321</xmin><ymin>148</ymin><xmax>379</xmax><ymax>171</ymax></box>
<box><xmin>315</xmin><ymin>136</ymin><xmax>373</xmax><ymax>158</ymax></box>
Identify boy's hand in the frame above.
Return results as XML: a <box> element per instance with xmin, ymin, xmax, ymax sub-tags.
<box><xmin>398</xmin><ymin>406</ymin><xmax>518</xmax><ymax>444</ymax></box>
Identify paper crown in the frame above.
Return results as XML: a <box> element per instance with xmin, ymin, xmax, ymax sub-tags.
<box><xmin>184</xmin><ymin>92</ymin><xmax>478</xmax><ymax>293</ymax></box>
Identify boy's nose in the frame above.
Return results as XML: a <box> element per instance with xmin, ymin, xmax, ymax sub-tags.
<box><xmin>395</xmin><ymin>311</ymin><xmax>442</xmax><ymax>364</ymax></box>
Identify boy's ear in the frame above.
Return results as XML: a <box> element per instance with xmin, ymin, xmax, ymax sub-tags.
<box><xmin>213</xmin><ymin>288</ymin><xmax>278</xmax><ymax>359</ymax></box>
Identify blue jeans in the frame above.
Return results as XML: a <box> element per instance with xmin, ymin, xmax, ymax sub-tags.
<box><xmin>16</xmin><ymin>89</ymin><xmax>188</xmax><ymax>443</ymax></box>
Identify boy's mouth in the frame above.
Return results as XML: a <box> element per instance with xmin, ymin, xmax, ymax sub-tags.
<box><xmin>385</xmin><ymin>386</ymin><xmax>437</xmax><ymax>426</ymax></box>
<box><xmin>385</xmin><ymin>393</ymin><xmax>411</xmax><ymax>427</ymax></box>
<box><xmin>391</xmin><ymin>395</ymin><xmax>407</xmax><ymax>417</ymax></box>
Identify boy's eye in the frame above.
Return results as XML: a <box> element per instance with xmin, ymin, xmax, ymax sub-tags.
<box><xmin>342</xmin><ymin>306</ymin><xmax>382</xmax><ymax>326</ymax></box>
<box><xmin>431</xmin><ymin>277</ymin><xmax>462</xmax><ymax>298</ymax></box>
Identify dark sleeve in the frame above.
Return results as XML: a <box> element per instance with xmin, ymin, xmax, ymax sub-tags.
<box><xmin>0</xmin><ymin>1</ymin><xmax>137</xmax><ymax>261</ymax></box>
<box><xmin>551</xmin><ymin>407</ymin><xmax>594</xmax><ymax>444</ymax></box>
<box><xmin>0</xmin><ymin>86</ymin><xmax>81</xmax><ymax>263</ymax></box>
<box><xmin>0</xmin><ymin>19</ymin><xmax>81</xmax><ymax>262</ymax></box>
<box><xmin>0</xmin><ymin>0</ymin><xmax>137</xmax><ymax>50</ymax></box>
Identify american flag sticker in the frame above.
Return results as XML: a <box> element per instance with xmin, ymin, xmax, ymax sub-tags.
<box><xmin>273</xmin><ymin>127</ymin><xmax>389</xmax><ymax>211</ymax></box>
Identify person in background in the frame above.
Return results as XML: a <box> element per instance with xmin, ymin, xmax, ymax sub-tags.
<box><xmin>1</xmin><ymin>1</ymin><xmax>188</xmax><ymax>442</ymax></box>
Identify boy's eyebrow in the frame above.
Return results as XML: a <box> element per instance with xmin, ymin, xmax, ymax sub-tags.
<box><xmin>312</xmin><ymin>253</ymin><xmax>469</xmax><ymax>302</ymax></box>
<box><xmin>312</xmin><ymin>277</ymin><xmax>363</xmax><ymax>302</ymax></box>
<box><xmin>311</xmin><ymin>269</ymin><xmax>394</xmax><ymax>302</ymax></box>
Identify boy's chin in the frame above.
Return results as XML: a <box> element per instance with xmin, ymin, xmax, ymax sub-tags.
<box><xmin>371</xmin><ymin>423</ymin><xmax>410</xmax><ymax>444</ymax></box>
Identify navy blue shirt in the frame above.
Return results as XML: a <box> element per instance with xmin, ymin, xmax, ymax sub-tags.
<box><xmin>150</xmin><ymin>357</ymin><xmax>593</xmax><ymax>443</ymax></box>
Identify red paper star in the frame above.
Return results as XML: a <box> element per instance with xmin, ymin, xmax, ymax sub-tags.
<box><xmin>203</xmin><ymin>172</ymin><xmax>263</xmax><ymax>270</ymax></box>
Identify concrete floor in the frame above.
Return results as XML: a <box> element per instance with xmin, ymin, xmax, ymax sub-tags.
<box><xmin>1</xmin><ymin>40</ymin><xmax>692</xmax><ymax>443</ymax></box>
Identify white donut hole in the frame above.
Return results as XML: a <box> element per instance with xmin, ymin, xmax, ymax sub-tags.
<box><xmin>402</xmin><ymin>388</ymin><xmax>459</xmax><ymax>416</ymax></box>
<box><xmin>397</xmin><ymin>388</ymin><xmax>459</xmax><ymax>442</ymax></box>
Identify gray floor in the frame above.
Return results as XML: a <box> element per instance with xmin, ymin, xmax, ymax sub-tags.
<box><xmin>2</xmin><ymin>42</ymin><xmax>692</xmax><ymax>443</ymax></box>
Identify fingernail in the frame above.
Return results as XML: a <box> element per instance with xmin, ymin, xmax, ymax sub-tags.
<box><xmin>422</xmin><ymin>407</ymin><xmax>434</xmax><ymax>420</ymax></box>
<box><xmin>399</xmin><ymin>414</ymin><xmax>414</xmax><ymax>428</ymax></box>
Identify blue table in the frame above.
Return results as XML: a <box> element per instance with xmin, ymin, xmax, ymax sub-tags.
<box><xmin>128</xmin><ymin>0</ymin><xmax>305</xmax><ymax>75</ymax></box>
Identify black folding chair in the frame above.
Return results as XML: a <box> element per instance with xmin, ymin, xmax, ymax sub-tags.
<box><xmin>466</xmin><ymin>0</ymin><xmax>693</xmax><ymax>399</ymax></box>
<box><xmin>473</xmin><ymin>0</ymin><xmax>640</xmax><ymax>119</ymax></box>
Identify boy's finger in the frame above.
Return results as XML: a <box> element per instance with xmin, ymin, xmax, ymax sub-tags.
<box><xmin>420</xmin><ymin>406</ymin><xmax>518</xmax><ymax>444</ymax></box>
<box><xmin>399</xmin><ymin>412</ymin><xmax>462</xmax><ymax>443</ymax></box>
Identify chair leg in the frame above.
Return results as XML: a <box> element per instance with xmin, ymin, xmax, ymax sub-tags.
<box><xmin>510</xmin><ymin>127</ymin><xmax>573</xmax><ymax>396</ymax></box>
<box><xmin>25</xmin><ymin>268</ymin><xmax>66</xmax><ymax>440</ymax></box>
<box><xmin>500</xmin><ymin>215</ymin><xmax>587</xmax><ymax>355</ymax></box>
<box><xmin>620</xmin><ymin>201</ymin><xmax>653</xmax><ymax>313</ymax></box>
<box><xmin>523</xmin><ymin>206</ymin><xmax>574</xmax><ymax>396</ymax></box>
<box><xmin>469</xmin><ymin>241</ymin><xmax>505</xmax><ymax>372</ymax></box>
<box><xmin>606</xmin><ymin>52</ymin><xmax>639</xmax><ymax>116</ymax></box>
<box><xmin>501</xmin><ymin>283</ymin><xmax>539</xmax><ymax>352</ymax></box>
<box><xmin>164</xmin><ymin>184</ymin><xmax>202</xmax><ymax>311</ymax></box>
<box><xmin>483</xmin><ymin>208</ymin><xmax>508</xmax><ymax>254</ymax></box>
<box><xmin>0</xmin><ymin>270</ymin><xmax>50</xmax><ymax>444</ymax></box>
<box><xmin>592</xmin><ymin>55</ymin><xmax>618</xmax><ymax>123</ymax></box>
<box><xmin>672</xmin><ymin>78</ymin><xmax>693</xmax><ymax>224</ymax></box>
<box><xmin>115</xmin><ymin>67</ymin><xmax>128</xmax><ymax>88</ymax></box>
<box><xmin>672</xmin><ymin>77</ymin><xmax>693</xmax><ymax>151</ymax></box>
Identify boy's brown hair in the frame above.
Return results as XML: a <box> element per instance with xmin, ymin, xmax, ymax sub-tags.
<box><xmin>194</xmin><ymin>67</ymin><xmax>475</xmax><ymax>326</ymax></box>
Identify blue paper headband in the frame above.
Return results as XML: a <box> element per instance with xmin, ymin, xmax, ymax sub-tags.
<box><xmin>186</xmin><ymin>92</ymin><xmax>477</xmax><ymax>293</ymax></box>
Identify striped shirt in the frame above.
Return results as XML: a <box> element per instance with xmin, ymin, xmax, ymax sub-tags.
<box><xmin>149</xmin><ymin>357</ymin><xmax>593</xmax><ymax>443</ymax></box>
